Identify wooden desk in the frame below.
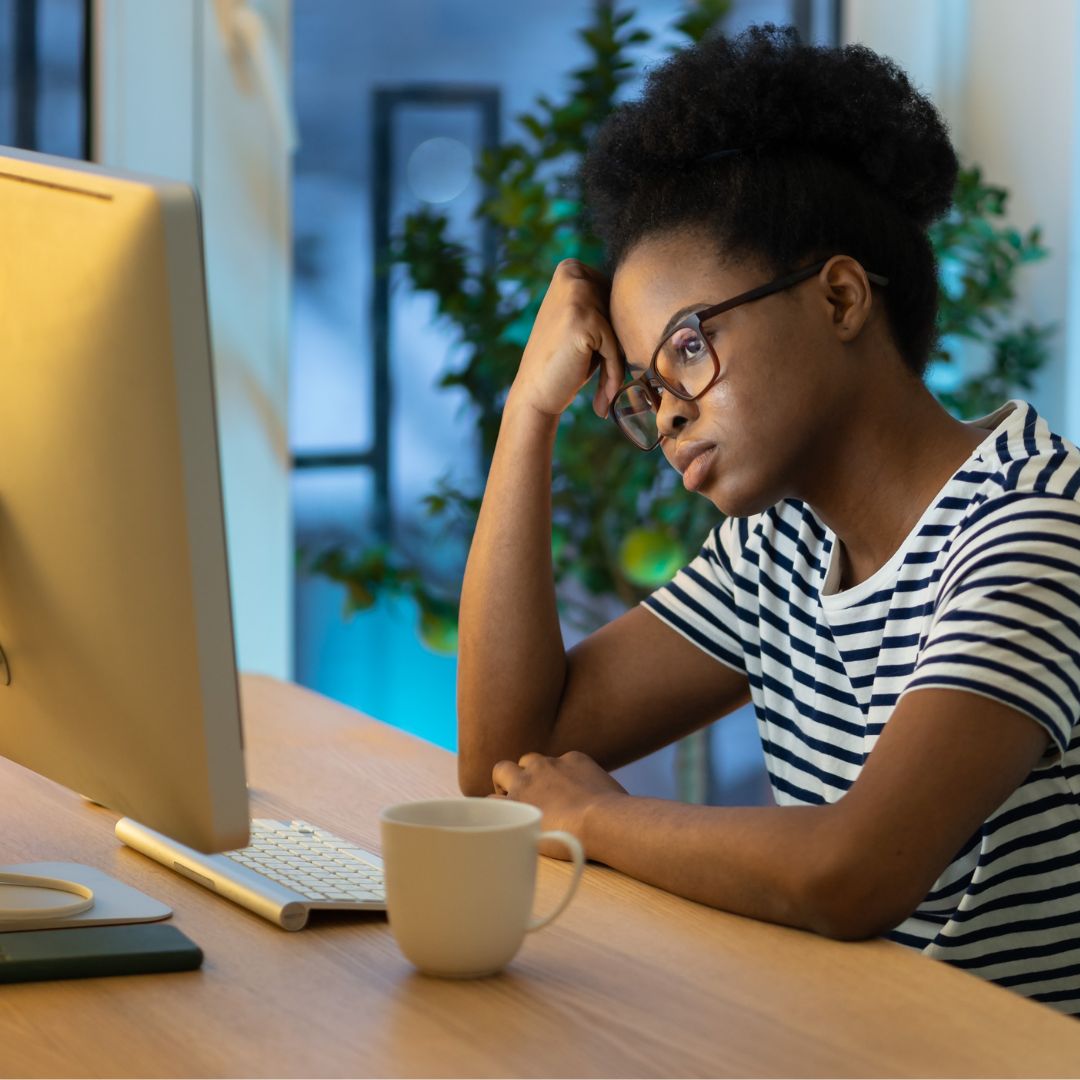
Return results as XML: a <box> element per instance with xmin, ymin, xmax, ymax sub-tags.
<box><xmin>3</xmin><ymin>674</ymin><xmax>1080</xmax><ymax>1078</ymax></box>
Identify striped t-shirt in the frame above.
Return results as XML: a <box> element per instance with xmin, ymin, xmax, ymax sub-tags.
<box><xmin>645</xmin><ymin>400</ymin><xmax>1080</xmax><ymax>1016</ymax></box>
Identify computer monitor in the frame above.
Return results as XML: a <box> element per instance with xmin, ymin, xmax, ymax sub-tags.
<box><xmin>0</xmin><ymin>146</ymin><xmax>250</xmax><ymax>856</ymax></box>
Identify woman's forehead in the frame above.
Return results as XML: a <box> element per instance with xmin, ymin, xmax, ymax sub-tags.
<box><xmin>610</xmin><ymin>237</ymin><xmax>750</xmax><ymax>358</ymax></box>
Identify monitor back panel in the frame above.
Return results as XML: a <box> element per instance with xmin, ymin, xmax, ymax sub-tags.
<box><xmin>0</xmin><ymin>149</ymin><xmax>248</xmax><ymax>852</ymax></box>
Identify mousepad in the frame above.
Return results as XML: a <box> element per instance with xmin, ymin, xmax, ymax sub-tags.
<box><xmin>0</xmin><ymin>862</ymin><xmax>172</xmax><ymax>932</ymax></box>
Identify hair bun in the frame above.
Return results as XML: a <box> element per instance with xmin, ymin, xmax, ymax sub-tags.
<box><xmin>627</xmin><ymin>24</ymin><xmax>957</xmax><ymax>229</ymax></box>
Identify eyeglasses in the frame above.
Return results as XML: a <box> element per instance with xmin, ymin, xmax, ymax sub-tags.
<box><xmin>608</xmin><ymin>257</ymin><xmax>890</xmax><ymax>451</ymax></box>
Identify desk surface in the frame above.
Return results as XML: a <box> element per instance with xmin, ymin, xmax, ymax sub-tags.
<box><xmin>3</xmin><ymin>674</ymin><xmax>1080</xmax><ymax>1078</ymax></box>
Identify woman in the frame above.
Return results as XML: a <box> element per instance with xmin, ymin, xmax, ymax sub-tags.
<box><xmin>456</xmin><ymin>24</ymin><xmax>1080</xmax><ymax>1015</ymax></box>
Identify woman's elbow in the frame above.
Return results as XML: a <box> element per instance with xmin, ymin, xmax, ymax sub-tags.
<box><xmin>457</xmin><ymin>753</ymin><xmax>494</xmax><ymax>798</ymax></box>
<box><xmin>802</xmin><ymin>860</ymin><xmax>919</xmax><ymax>942</ymax></box>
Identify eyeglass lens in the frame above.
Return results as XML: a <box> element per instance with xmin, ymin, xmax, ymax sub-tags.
<box><xmin>611</xmin><ymin>383</ymin><xmax>659</xmax><ymax>450</ymax></box>
<box><xmin>612</xmin><ymin>321</ymin><xmax>718</xmax><ymax>449</ymax></box>
<box><xmin>657</xmin><ymin>324</ymin><xmax>716</xmax><ymax>397</ymax></box>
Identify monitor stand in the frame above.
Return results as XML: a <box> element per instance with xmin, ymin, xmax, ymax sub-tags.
<box><xmin>0</xmin><ymin>863</ymin><xmax>171</xmax><ymax>932</ymax></box>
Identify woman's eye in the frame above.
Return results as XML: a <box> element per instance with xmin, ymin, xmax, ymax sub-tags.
<box><xmin>668</xmin><ymin>328</ymin><xmax>707</xmax><ymax>363</ymax></box>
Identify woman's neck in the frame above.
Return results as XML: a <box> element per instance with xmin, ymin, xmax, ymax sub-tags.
<box><xmin>799</xmin><ymin>378</ymin><xmax>991</xmax><ymax>590</ymax></box>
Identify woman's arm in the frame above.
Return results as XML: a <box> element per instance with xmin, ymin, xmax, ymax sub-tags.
<box><xmin>495</xmin><ymin>688</ymin><xmax>1051</xmax><ymax>938</ymax></box>
<box><xmin>457</xmin><ymin>259</ymin><xmax>620</xmax><ymax>795</ymax></box>
<box><xmin>456</xmin><ymin>390</ymin><xmax>565</xmax><ymax>795</ymax></box>
<box><xmin>458</xmin><ymin>260</ymin><xmax>750</xmax><ymax>795</ymax></box>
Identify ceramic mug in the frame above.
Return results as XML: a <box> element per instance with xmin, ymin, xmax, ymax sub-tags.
<box><xmin>379</xmin><ymin>797</ymin><xmax>585</xmax><ymax>978</ymax></box>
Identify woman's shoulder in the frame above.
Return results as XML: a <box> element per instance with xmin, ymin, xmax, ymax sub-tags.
<box><xmin>935</xmin><ymin>406</ymin><xmax>1080</xmax><ymax>580</ymax></box>
<box><xmin>921</xmin><ymin>401</ymin><xmax>1080</xmax><ymax>560</ymax></box>
<box><xmin>969</xmin><ymin>399</ymin><xmax>1080</xmax><ymax>501</ymax></box>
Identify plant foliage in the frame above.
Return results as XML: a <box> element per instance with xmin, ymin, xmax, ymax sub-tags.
<box><xmin>931</xmin><ymin>165</ymin><xmax>1053</xmax><ymax>416</ymax></box>
<box><xmin>310</xmin><ymin>1</ymin><xmax>1053</xmax><ymax>653</ymax></box>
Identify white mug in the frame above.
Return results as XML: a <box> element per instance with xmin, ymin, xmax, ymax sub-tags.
<box><xmin>379</xmin><ymin>797</ymin><xmax>585</xmax><ymax>978</ymax></box>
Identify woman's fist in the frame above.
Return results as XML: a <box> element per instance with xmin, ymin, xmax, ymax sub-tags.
<box><xmin>510</xmin><ymin>259</ymin><xmax>624</xmax><ymax>420</ymax></box>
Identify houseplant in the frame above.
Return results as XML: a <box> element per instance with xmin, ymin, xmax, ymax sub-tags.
<box><xmin>312</xmin><ymin>0</ymin><xmax>1051</xmax><ymax>647</ymax></box>
<box><xmin>310</xmin><ymin>2</ymin><xmax>1053</xmax><ymax>798</ymax></box>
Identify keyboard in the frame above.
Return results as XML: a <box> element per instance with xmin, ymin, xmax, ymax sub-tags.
<box><xmin>115</xmin><ymin>817</ymin><xmax>385</xmax><ymax>931</ymax></box>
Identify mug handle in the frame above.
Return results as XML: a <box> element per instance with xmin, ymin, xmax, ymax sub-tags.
<box><xmin>527</xmin><ymin>830</ymin><xmax>585</xmax><ymax>932</ymax></box>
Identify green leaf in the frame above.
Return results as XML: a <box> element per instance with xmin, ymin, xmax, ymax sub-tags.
<box><xmin>417</xmin><ymin>597</ymin><xmax>459</xmax><ymax>655</ymax></box>
<box><xmin>309</xmin><ymin>3</ymin><xmax>1056</xmax><ymax>651</ymax></box>
<box><xmin>671</xmin><ymin>0</ymin><xmax>732</xmax><ymax>43</ymax></box>
<box><xmin>618</xmin><ymin>526</ymin><xmax>689</xmax><ymax>588</ymax></box>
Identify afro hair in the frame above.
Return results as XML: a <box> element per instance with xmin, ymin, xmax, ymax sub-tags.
<box><xmin>580</xmin><ymin>24</ymin><xmax>959</xmax><ymax>374</ymax></box>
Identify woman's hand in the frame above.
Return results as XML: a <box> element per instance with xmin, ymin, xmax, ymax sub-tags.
<box><xmin>490</xmin><ymin>750</ymin><xmax>629</xmax><ymax>859</ymax></box>
<box><xmin>508</xmin><ymin>259</ymin><xmax>624</xmax><ymax>421</ymax></box>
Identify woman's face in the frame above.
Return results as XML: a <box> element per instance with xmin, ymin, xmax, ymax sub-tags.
<box><xmin>609</xmin><ymin>231</ymin><xmax>868</xmax><ymax>517</ymax></box>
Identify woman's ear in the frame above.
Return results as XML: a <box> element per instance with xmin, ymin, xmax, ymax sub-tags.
<box><xmin>820</xmin><ymin>255</ymin><xmax>874</xmax><ymax>343</ymax></box>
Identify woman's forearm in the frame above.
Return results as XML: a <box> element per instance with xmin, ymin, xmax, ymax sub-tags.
<box><xmin>583</xmin><ymin>794</ymin><xmax>888</xmax><ymax>939</ymax></box>
<box><xmin>457</xmin><ymin>391</ymin><xmax>568</xmax><ymax>795</ymax></box>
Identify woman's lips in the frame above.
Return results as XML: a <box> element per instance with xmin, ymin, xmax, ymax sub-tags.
<box><xmin>682</xmin><ymin>446</ymin><xmax>717</xmax><ymax>492</ymax></box>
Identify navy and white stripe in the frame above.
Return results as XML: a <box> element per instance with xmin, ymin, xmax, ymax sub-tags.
<box><xmin>645</xmin><ymin>400</ymin><xmax>1080</xmax><ymax>1016</ymax></box>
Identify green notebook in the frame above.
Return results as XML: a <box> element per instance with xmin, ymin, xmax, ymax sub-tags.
<box><xmin>0</xmin><ymin>923</ymin><xmax>202</xmax><ymax>983</ymax></box>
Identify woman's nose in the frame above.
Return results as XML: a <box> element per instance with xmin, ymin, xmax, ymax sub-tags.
<box><xmin>656</xmin><ymin>393</ymin><xmax>696</xmax><ymax>440</ymax></box>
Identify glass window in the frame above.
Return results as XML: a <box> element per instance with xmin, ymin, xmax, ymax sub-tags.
<box><xmin>290</xmin><ymin>0</ymin><xmax>836</xmax><ymax>800</ymax></box>
<box><xmin>0</xmin><ymin>0</ymin><xmax>88</xmax><ymax>157</ymax></box>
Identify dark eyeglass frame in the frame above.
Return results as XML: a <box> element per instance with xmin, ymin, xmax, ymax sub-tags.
<box><xmin>609</xmin><ymin>257</ymin><xmax>890</xmax><ymax>451</ymax></box>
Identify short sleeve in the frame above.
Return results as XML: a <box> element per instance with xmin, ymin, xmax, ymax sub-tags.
<box><xmin>642</xmin><ymin>516</ymin><xmax>748</xmax><ymax>674</ymax></box>
<box><xmin>900</xmin><ymin>493</ymin><xmax>1080</xmax><ymax>759</ymax></box>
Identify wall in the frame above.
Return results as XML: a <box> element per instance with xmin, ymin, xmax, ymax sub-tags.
<box><xmin>844</xmin><ymin>0</ymin><xmax>1080</xmax><ymax>441</ymax></box>
<box><xmin>94</xmin><ymin>0</ymin><xmax>293</xmax><ymax>678</ymax></box>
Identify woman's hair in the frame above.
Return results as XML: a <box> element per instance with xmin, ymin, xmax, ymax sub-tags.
<box><xmin>580</xmin><ymin>24</ymin><xmax>958</xmax><ymax>375</ymax></box>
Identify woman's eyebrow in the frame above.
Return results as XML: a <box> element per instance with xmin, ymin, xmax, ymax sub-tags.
<box><xmin>624</xmin><ymin>301</ymin><xmax>713</xmax><ymax>376</ymax></box>
<box><xmin>633</xmin><ymin>303</ymin><xmax>713</xmax><ymax>369</ymax></box>
<box><xmin>657</xmin><ymin>302</ymin><xmax>709</xmax><ymax>343</ymax></box>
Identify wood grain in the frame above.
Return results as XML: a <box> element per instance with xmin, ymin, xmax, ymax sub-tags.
<box><xmin>1</xmin><ymin>673</ymin><xmax>1079</xmax><ymax>1078</ymax></box>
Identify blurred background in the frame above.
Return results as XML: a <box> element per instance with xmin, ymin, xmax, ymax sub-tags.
<box><xmin>3</xmin><ymin>0</ymin><xmax>1077</xmax><ymax>805</ymax></box>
